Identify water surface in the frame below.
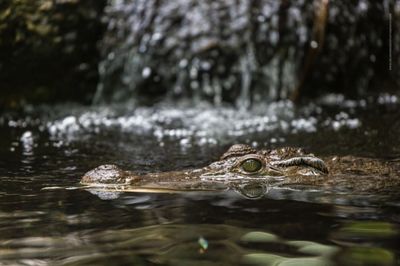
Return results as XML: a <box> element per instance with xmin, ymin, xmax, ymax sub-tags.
<box><xmin>0</xmin><ymin>95</ymin><xmax>399</xmax><ymax>265</ymax></box>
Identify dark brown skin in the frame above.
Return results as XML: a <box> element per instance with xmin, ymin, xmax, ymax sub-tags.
<box><xmin>81</xmin><ymin>144</ymin><xmax>400</xmax><ymax>194</ymax></box>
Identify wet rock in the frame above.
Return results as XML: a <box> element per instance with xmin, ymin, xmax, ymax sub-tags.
<box><xmin>337</xmin><ymin>246</ymin><xmax>395</xmax><ymax>266</ymax></box>
<box><xmin>242</xmin><ymin>254</ymin><xmax>333</xmax><ymax>266</ymax></box>
<box><xmin>241</xmin><ymin>231</ymin><xmax>279</xmax><ymax>243</ymax></box>
<box><xmin>287</xmin><ymin>241</ymin><xmax>339</xmax><ymax>257</ymax></box>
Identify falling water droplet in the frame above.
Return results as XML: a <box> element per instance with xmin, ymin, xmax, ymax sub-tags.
<box><xmin>310</xmin><ymin>40</ymin><xmax>319</xmax><ymax>49</ymax></box>
<box><xmin>142</xmin><ymin>67</ymin><xmax>152</xmax><ymax>78</ymax></box>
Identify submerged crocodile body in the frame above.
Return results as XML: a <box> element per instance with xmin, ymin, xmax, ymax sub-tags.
<box><xmin>81</xmin><ymin>144</ymin><xmax>400</xmax><ymax>198</ymax></box>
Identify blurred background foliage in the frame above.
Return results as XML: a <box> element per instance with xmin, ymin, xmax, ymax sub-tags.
<box><xmin>0</xmin><ymin>0</ymin><xmax>106</xmax><ymax>109</ymax></box>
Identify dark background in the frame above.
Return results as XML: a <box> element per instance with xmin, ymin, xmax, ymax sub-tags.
<box><xmin>0</xmin><ymin>0</ymin><xmax>398</xmax><ymax>110</ymax></box>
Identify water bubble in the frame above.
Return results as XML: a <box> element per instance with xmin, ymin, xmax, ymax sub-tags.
<box><xmin>190</xmin><ymin>66</ymin><xmax>198</xmax><ymax>79</ymax></box>
<box><xmin>190</xmin><ymin>81</ymin><xmax>200</xmax><ymax>89</ymax></box>
<box><xmin>180</xmin><ymin>138</ymin><xmax>191</xmax><ymax>146</ymax></box>
<box><xmin>142</xmin><ymin>67</ymin><xmax>152</xmax><ymax>78</ymax></box>
<box><xmin>257</xmin><ymin>15</ymin><xmax>265</xmax><ymax>22</ymax></box>
<box><xmin>151</xmin><ymin>32</ymin><xmax>163</xmax><ymax>42</ymax></box>
<box><xmin>269</xmin><ymin>31</ymin><xmax>279</xmax><ymax>45</ymax></box>
<box><xmin>357</xmin><ymin>0</ymin><xmax>369</xmax><ymax>12</ymax></box>
<box><xmin>201</xmin><ymin>61</ymin><xmax>212</xmax><ymax>71</ymax></box>
<box><xmin>310</xmin><ymin>40</ymin><xmax>319</xmax><ymax>49</ymax></box>
<box><xmin>179</xmin><ymin>59</ymin><xmax>188</xmax><ymax>68</ymax></box>
<box><xmin>20</xmin><ymin>131</ymin><xmax>34</xmax><ymax>155</ymax></box>
<box><xmin>107</xmin><ymin>52</ymin><xmax>115</xmax><ymax>60</ymax></box>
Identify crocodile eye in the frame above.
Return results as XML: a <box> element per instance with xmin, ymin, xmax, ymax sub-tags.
<box><xmin>241</xmin><ymin>158</ymin><xmax>262</xmax><ymax>173</ymax></box>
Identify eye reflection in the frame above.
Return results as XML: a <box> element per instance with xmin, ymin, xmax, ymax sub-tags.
<box><xmin>241</xmin><ymin>158</ymin><xmax>263</xmax><ymax>173</ymax></box>
<box><xmin>235</xmin><ymin>183</ymin><xmax>267</xmax><ymax>199</ymax></box>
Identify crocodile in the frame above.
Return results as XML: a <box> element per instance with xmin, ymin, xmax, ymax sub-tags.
<box><xmin>81</xmin><ymin>144</ymin><xmax>400</xmax><ymax>198</ymax></box>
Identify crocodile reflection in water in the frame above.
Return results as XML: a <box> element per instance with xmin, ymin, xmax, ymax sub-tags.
<box><xmin>81</xmin><ymin>144</ymin><xmax>400</xmax><ymax>198</ymax></box>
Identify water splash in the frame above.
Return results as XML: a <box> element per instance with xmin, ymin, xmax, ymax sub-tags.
<box><xmin>44</xmin><ymin>99</ymin><xmax>364</xmax><ymax>148</ymax></box>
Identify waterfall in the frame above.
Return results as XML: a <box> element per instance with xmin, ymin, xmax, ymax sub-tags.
<box><xmin>94</xmin><ymin>0</ymin><xmax>394</xmax><ymax>107</ymax></box>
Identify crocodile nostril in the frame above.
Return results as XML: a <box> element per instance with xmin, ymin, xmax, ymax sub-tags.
<box><xmin>99</xmin><ymin>164</ymin><xmax>117</xmax><ymax>170</ymax></box>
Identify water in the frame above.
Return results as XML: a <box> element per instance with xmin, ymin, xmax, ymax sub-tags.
<box><xmin>0</xmin><ymin>94</ymin><xmax>399</xmax><ymax>265</ymax></box>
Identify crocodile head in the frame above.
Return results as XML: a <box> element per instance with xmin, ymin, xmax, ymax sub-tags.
<box><xmin>81</xmin><ymin>144</ymin><xmax>328</xmax><ymax>190</ymax></box>
<box><xmin>200</xmin><ymin>144</ymin><xmax>328</xmax><ymax>180</ymax></box>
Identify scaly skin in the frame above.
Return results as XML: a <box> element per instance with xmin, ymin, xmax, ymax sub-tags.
<box><xmin>81</xmin><ymin>144</ymin><xmax>400</xmax><ymax>194</ymax></box>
